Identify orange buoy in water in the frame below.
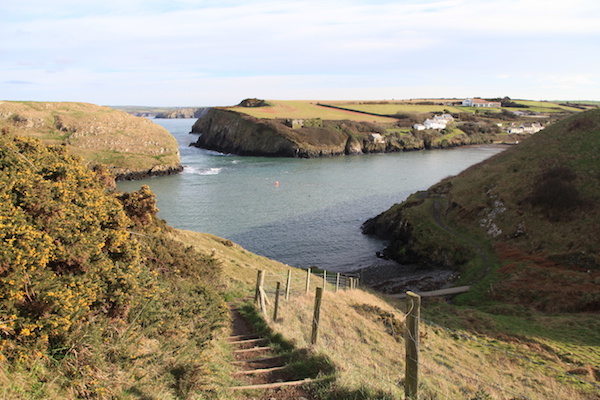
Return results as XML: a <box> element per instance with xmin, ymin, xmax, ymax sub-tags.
<box><xmin>275</xmin><ymin>181</ymin><xmax>279</xmax><ymax>187</ymax></box>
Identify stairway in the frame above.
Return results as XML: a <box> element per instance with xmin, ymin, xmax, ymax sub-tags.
<box><xmin>227</xmin><ymin>303</ymin><xmax>316</xmax><ymax>399</ymax></box>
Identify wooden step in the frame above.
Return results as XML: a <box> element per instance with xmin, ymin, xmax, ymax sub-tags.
<box><xmin>227</xmin><ymin>334</ymin><xmax>260</xmax><ymax>341</ymax></box>
<box><xmin>230</xmin><ymin>355</ymin><xmax>285</xmax><ymax>364</ymax></box>
<box><xmin>232</xmin><ymin>346</ymin><xmax>271</xmax><ymax>354</ymax></box>
<box><xmin>230</xmin><ymin>338</ymin><xmax>268</xmax><ymax>345</ymax></box>
<box><xmin>233</xmin><ymin>366</ymin><xmax>287</xmax><ymax>376</ymax></box>
<box><xmin>229</xmin><ymin>378</ymin><xmax>316</xmax><ymax>391</ymax></box>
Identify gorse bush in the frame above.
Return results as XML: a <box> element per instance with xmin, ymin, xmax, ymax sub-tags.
<box><xmin>1</xmin><ymin>135</ymin><xmax>145</xmax><ymax>358</ymax></box>
<box><xmin>0</xmin><ymin>134</ymin><xmax>226</xmax><ymax>398</ymax></box>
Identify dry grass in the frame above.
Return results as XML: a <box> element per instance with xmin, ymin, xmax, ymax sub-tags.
<box><xmin>0</xmin><ymin>101</ymin><xmax>180</xmax><ymax>171</ymax></box>
<box><xmin>172</xmin><ymin>229</ymin><xmax>599</xmax><ymax>399</ymax></box>
<box><xmin>227</xmin><ymin>100</ymin><xmax>397</xmax><ymax>123</ymax></box>
<box><xmin>262</xmin><ymin>288</ymin><xmax>597</xmax><ymax>399</ymax></box>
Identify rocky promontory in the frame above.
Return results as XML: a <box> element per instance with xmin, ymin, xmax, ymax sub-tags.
<box><xmin>0</xmin><ymin>101</ymin><xmax>182</xmax><ymax>180</ymax></box>
<box><xmin>155</xmin><ymin>107</ymin><xmax>210</xmax><ymax>119</ymax></box>
<box><xmin>190</xmin><ymin>107</ymin><xmax>498</xmax><ymax>157</ymax></box>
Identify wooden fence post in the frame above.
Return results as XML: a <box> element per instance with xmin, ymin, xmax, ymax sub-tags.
<box><xmin>258</xmin><ymin>287</ymin><xmax>267</xmax><ymax>315</ymax></box>
<box><xmin>311</xmin><ymin>287</ymin><xmax>323</xmax><ymax>345</ymax></box>
<box><xmin>285</xmin><ymin>270</ymin><xmax>292</xmax><ymax>300</ymax></box>
<box><xmin>405</xmin><ymin>291</ymin><xmax>421</xmax><ymax>400</ymax></box>
<box><xmin>254</xmin><ymin>270</ymin><xmax>265</xmax><ymax>304</ymax></box>
<box><xmin>335</xmin><ymin>273</ymin><xmax>340</xmax><ymax>292</ymax></box>
<box><xmin>273</xmin><ymin>282</ymin><xmax>281</xmax><ymax>322</ymax></box>
<box><xmin>305</xmin><ymin>267</ymin><xmax>311</xmax><ymax>294</ymax></box>
<box><xmin>323</xmin><ymin>270</ymin><xmax>327</xmax><ymax>291</ymax></box>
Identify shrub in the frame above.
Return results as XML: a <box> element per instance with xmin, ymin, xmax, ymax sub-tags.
<box><xmin>0</xmin><ymin>135</ymin><xmax>145</xmax><ymax>359</ymax></box>
<box><xmin>528</xmin><ymin>166</ymin><xmax>586</xmax><ymax>221</ymax></box>
<box><xmin>0</xmin><ymin>134</ymin><xmax>226</xmax><ymax>398</ymax></box>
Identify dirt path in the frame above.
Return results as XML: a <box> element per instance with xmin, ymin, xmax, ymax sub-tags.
<box><xmin>227</xmin><ymin>303</ymin><xmax>316</xmax><ymax>400</ymax></box>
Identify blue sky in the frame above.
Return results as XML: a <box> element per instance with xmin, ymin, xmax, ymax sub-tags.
<box><xmin>1</xmin><ymin>0</ymin><xmax>599</xmax><ymax>106</ymax></box>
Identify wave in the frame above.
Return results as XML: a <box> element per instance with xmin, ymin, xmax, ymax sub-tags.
<box><xmin>183</xmin><ymin>166</ymin><xmax>223</xmax><ymax>175</ymax></box>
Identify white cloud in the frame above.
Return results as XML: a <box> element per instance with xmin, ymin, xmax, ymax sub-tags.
<box><xmin>1</xmin><ymin>0</ymin><xmax>599</xmax><ymax>104</ymax></box>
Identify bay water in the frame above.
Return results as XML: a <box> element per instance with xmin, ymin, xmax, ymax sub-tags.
<box><xmin>117</xmin><ymin>118</ymin><xmax>505</xmax><ymax>272</ymax></box>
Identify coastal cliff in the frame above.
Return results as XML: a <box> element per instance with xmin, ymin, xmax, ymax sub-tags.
<box><xmin>191</xmin><ymin>107</ymin><xmax>497</xmax><ymax>157</ymax></box>
<box><xmin>0</xmin><ymin>101</ymin><xmax>182</xmax><ymax>180</ymax></box>
<box><xmin>191</xmin><ymin>108</ymin><xmax>349</xmax><ymax>157</ymax></box>
<box><xmin>155</xmin><ymin>107</ymin><xmax>210</xmax><ymax>119</ymax></box>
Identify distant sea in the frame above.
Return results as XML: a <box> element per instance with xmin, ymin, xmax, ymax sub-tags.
<box><xmin>117</xmin><ymin>118</ymin><xmax>506</xmax><ymax>272</ymax></box>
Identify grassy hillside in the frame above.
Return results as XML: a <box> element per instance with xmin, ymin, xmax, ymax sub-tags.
<box><xmin>363</xmin><ymin>108</ymin><xmax>600</xmax><ymax>312</ymax></box>
<box><xmin>1</xmin><ymin>133</ymin><xmax>598</xmax><ymax>399</ymax></box>
<box><xmin>0</xmin><ymin>134</ymin><xmax>225</xmax><ymax>399</ymax></box>
<box><xmin>0</xmin><ymin>101</ymin><xmax>181</xmax><ymax>178</ymax></box>
<box><xmin>175</xmin><ymin>227</ymin><xmax>600</xmax><ymax>400</ymax></box>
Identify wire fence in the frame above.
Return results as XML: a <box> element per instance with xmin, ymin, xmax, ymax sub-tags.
<box><xmin>251</xmin><ymin>268</ymin><xmax>600</xmax><ymax>400</ymax></box>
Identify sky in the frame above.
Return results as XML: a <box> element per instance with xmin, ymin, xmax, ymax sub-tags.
<box><xmin>1</xmin><ymin>0</ymin><xmax>599</xmax><ymax>107</ymax></box>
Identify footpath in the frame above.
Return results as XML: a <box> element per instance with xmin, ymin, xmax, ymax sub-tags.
<box><xmin>227</xmin><ymin>302</ymin><xmax>317</xmax><ymax>400</ymax></box>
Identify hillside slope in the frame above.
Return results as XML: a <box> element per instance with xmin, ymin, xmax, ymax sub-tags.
<box><xmin>363</xmin><ymin>109</ymin><xmax>600</xmax><ymax>311</ymax></box>
<box><xmin>2</xmin><ymin>133</ymin><xmax>597</xmax><ymax>399</ymax></box>
<box><xmin>0</xmin><ymin>134</ymin><xmax>225</xmax><ymax>398</ymax></box>
<box><xmin>0</xmin><ymin>101</ymin><xmax>182</xmax><ymax>180</ymax></box>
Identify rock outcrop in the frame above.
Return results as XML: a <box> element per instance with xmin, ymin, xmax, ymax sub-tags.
<box><xmin>191</xmin><ymin>108</ymin><xmax>351</xmax><ymax>157</ymax></box>
<box><xmin>155</xmin><ymin>108</ymin><xmax>210</xmax><ymax>119</ymax></box>
<box><xmin>0</xmin><ymin>101</ymin><xmax>182</xmax><ymax>180</ymax></box>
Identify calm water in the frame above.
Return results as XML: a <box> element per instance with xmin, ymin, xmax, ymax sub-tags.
<box><xmin>117</xmin><ymin>118</ymin><xmax>505</xmax><ymax>272</ymax></box>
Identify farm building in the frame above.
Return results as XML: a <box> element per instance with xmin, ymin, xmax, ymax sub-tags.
<box><xmin>462</xmin><ymin>98</ymin><xmax>502</xmax><ymax>108</ymax></box>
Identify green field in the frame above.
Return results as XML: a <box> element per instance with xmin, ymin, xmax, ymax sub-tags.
<box><xmin>511</xmin><ymin>100</ymin><xmax>584</xmax><ymax>113</ymax></box>
<box><xmin>228</xmin><ymin>100</ymin><xmax>398</xmax><ymax>123</ymax></box>
<box><xmin>230</xmin><ymin>99</ymin><xmax>588</xmax><ymax>122</ymax></box>
<box><xmin>333</xmin><ymin>103</ymin><xmax>466</xmax><ymax>115</ymax></box>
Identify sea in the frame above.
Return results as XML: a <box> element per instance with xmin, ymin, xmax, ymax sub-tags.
<box><xmin>116</xmin><ymin>118</ymin><xmax>506</xmax><ymax>272</ymax></box>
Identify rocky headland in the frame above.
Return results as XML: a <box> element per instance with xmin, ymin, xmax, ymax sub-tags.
<box><xmin>190</xmin><ymin>107</ymin><xmax>495</xmax><ymax>157</ymax></box>
<box><xmin>155</xmin><ymin>107</ymin><xmax>210</xmax><ymax>119</ymax></box>
<box><xmin>0</xmin><ymin>101</ymin><xmax>182</xmax><ymax>181</ymax></box>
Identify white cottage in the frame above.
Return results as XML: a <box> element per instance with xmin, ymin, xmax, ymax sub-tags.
<box><xmin>462</xmin><ymin>98</ymin><xmax>502</xmax><ymax>108</ymax></box>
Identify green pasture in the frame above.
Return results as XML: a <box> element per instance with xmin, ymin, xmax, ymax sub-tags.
<box><xmin>228</xmin><ymin>100</ymin><xmax>397</xmax><ymax>123</ymax></box>
<box><xmin>511</xmin><ymin>100</ymin><xmax>583</xmax><ymax>113</ymax></box>
<box><xmin>338</xmin><ymin>103</ymin><xmax>466</xmax><ymax>115</ymax></box>
<box><xmin>229</xmin><ymin>99</ymin><xmax>587</xmax><ymax>123</ymax></box>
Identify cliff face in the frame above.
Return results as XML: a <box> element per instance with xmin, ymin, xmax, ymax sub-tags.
<box><xmin>155</xmin><ymin>107</ymin><xmax>210</xmax><ymax>119</ymax></box>
<box><xmin>191</xmin><ymin>108</ymin><xmax>496</xmax><ymax>158</ymax></box>
<box><xmin>0</xmin><ymin>101</ymin><xmax>182</xmax><ymax>180</ymax></box>
<box><xmin>191</xmin><ymin>108</ymin><xmax>350</xmax><ymax>157</ymax></box>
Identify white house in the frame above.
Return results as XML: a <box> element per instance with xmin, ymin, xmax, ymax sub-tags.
<box><xmin>507</xmin><ymin>122</ymin><xmax>543</xmax><ymax>134</ymax></box>
<box><xmin>521</xmin><ymin>122</ymin><xmax>543</xmax><ymax>134</ymax></box>
<box><xmin>507</xmin><ymin>126</ymin><xmax>524</xmax><ymax>134</ymax></box>
<box><xmin>462</xmin><ymin>98</ymin><xmax>502</xmax><ymax>108</ymax></box>
<box><xmin>413</xmin><ymin>124</ymin><xmax>426</xmax><ymax>130</ymax></box>
<box><xmin>369</xmin><ymin>133</ymin><xmax>385</xmax><ymax>144</ymax></box>
<box><xmin>434</xmin><ymin>114</ymin><xmax>454</xmax><ymax>122</ymax></box>
<box><xmin>424</xmin><ymin>118</ymin><xmax>447</xmax><ymax>130</ymax></box>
